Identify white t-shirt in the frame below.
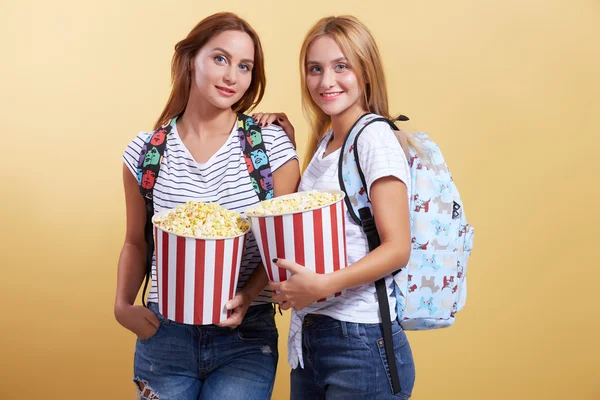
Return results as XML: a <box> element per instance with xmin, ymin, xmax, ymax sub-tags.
<box><xmin>122</xmin><ymin>120</ymin><xmax>298</xmax><ymax>305</ymax></box>
<box><xmin>289</xmin><ymin>120</ymin><xmax>411</xmax><ymax>368</ymax></box>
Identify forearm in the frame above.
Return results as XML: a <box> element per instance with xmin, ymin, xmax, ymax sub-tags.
<box><xmin>115</xmin><ymin>241</ymin><xmax>148</xmax><ymax>307</ymax></box>
<box><xmin>239</xmin><ymin>264</ymin><xmax>269</xmax><ymax>301</ymax></box>
<box><xmin>325</xmin><ymin>241</ymin><xmax>409</xmax><ymax>295</ymax></box>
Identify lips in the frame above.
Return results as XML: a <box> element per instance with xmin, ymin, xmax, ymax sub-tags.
<box><xmin>320</xmin><ymin>91</ymin><xmax>343</xmax><ymax>101</ymax></box>
<box><xmin>215</xmin><ymin>85</ymin><xmax>236</xmax><ymax>97</ymax></box>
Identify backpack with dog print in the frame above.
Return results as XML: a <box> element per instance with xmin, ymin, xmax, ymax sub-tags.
<box><xmin>338</xmin><ymin>113</ymin><xmax>474</xmax><ymax>394</ymax></box>
<box><xmin>136</xmin><ymin>113</ymin><xmax>273</xmax><ymax>306</ymax></box>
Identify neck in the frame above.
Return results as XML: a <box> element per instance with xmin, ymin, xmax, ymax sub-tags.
<box><xmin>330</xmin><ymin>104</ymin><xmax>368</xmax><ymax>144</ymax></box>
<box><xmin>178</xmin><ymin>90</ymin><xmax>236</xmax><ymax>139</ymax></box>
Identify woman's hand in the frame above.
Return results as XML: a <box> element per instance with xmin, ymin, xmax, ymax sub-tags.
<box><xmin>217</xmin><ymin>290</ymin><xmax>252</xmax><ymax>329</ymax></box>
<box><xmin>269</xmin><ymin>258</ymin><xmax>331</xmax><ymax>311</ymax></box>
<box><xmin>252</xmin><ymin>112</ymin><xmax>296</xmax><ymax>147</ymax></box>
<box><xmin>114</xmin><ymin>302</ymin><xmax>160</xmax><ymax>339</ymax></box>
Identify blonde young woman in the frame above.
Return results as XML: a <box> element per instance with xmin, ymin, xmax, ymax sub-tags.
<box><xmin>256</xmin><ymin>16</ymin><xmax>416</xmax><ymax>399</ymax></box>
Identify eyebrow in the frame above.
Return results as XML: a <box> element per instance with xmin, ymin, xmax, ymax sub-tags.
<box><xmin>306</xmin><ymin>57</ymin><xmax>348</xmax><ymax>66</ymax></box>
<box><xmin>212</xmin><ymin>47</ymin><xmax>254</xmax><ymax>64</ymax></box>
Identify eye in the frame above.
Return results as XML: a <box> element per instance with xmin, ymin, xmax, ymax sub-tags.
<box><xmin>239</xmin><ymin>64</ymin><xmax>250</xmax><ymax>71</ymax></box>
<box><xmin>309</xmin><ymin>65</ymin><xmax>322</xmax><ymax>74</ymax></box>
<box><xmin>335</xmin><ymin>64</ymin><xmax>347</xmax><ymax>72</ymax></box>
<box><xmin>214</xmin><ymin>55</ymin><xmax>227</xmax><ymax>64</ymax></box>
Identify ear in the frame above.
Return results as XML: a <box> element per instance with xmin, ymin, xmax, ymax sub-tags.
<box><xmin>188</xmin><ymin>54</ymin><xmax>195</xmax><ymax>72</ymax></box>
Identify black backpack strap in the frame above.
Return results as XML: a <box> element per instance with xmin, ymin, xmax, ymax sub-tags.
<box><xmin>337</xmin><ymin>114</ymin><xmax>410</xmax><ymax>395</ymax></box>
<box><xmin>236</xmin><ymin>113</ymin><xmax>274</xmax><ymax>201</ymax></box>
<box><xmin>359</xmin><ymin>207</ymin><xmax>402</xmax><ymax>395</ymax></box>
<box><xmin>137</xmin><ymin>120</ymin><xmax>173</xmax><ymax>307</ymax></box>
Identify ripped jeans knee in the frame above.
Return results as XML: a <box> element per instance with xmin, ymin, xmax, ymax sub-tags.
<box><xmin>134</xmin><ymin>379</ymin><xmax>159</xmax><ymax>399</ymax></box>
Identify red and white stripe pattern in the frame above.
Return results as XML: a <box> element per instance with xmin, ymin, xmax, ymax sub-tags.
<box><xmin>250</xmin><ymin>199</ymin><xmax>347</xmax><ymax>301</ymax></box>
<box><xmin>154</xmin><ymin>227</ymin><xmax>246</xmax><ymax>325</ymax></box>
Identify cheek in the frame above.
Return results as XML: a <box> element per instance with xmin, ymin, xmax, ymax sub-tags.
<box><xmin>235</xmin><ymin>73</ymin><xmax>252</xmax><ymax>97</ymax></box>
<box><xmin>193</xmin><ymin>59</ymin><xmax>215</xmax><ymax>84</ymax></box>
<box><xmin>306</xmin><ymin>76</ymin><xmax>319</xmax><ymax>91</ymax></box>
<box><xmin>337</xmin><ymin>72</ymin><xmax>359</xmax><ymax>93</ymax></box>
<box><xmin>240</xmin><ymin>72</ymin><xmax>253</xmax><ymax>89</ymax></box>
<box><xmin>306</xmin><ymin>77</ymin><xmax>321</xmax><ymax>99</ymax></box>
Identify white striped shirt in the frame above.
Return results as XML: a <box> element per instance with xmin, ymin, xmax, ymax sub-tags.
<box><xmin>289</xmin><ymin>121</ymin><xmax>411</xmax><ymax>368</ymax></box>
<box><xmin>123</xmin><ymin>120</ymin><xmax>298</xmax><ymax>305</ymax></box>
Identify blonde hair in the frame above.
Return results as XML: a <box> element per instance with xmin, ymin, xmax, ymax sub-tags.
<box><xmin>299</xmin><ymin>15</ymin><xmax>420</xmax><ymax>169</ymax></box>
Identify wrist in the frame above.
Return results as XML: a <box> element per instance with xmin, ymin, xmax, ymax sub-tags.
<box><xmin>238</xmin><ymin>288</ymin><xmax>254</xmax><ymax>305</ymax></box>
<box><xmin>320</xmin><ymin>273</ymin><xmax>338</xmax><ymax>298</ymax></box>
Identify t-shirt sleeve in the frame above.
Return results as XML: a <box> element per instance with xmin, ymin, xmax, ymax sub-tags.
<box><xmin>260</xmin><ymin>124</ymin><xmax>299</xmax><ymax>172</ymax></box>
<box><xmin>122</xmin><ymin>131</ymin><xmax>151</xmax><ymax>178</ymax></box>
<box><xmin>356</xmin><ymin>121</ymin><xmax>410</xmax><ymax>195</ymax></box>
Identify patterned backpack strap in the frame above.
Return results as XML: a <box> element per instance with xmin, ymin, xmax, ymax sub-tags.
<box><xmin>136</xmin><ymin>118</ymin><xmax>174</xmax><ymax>307</ymax></box>
<box><xmin>137</xmin><ymin>119</ymin><xmax>174</xmax><ymax>201</ymax></box>
<box><xmin>237</xmin><ymin>113</ymin><xmax>274</xmax><ymax>201</ymax></box>
<box><xmin>338</xmin><ymin>113</ymin><xmax>398</xmax><ymax>223</ymax></box>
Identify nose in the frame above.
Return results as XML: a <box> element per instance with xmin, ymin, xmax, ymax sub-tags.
<box><xmin>223</xmin><ymin>65</ymin><xmax>236</xmax><ymax>85</ymax></box>
<box><xmin>320</xmin><ymin>68</ymin><xmax>335</xmax><ymax>89</ymax></box>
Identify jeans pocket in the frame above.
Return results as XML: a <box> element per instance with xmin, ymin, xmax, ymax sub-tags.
<box><xmin>376</xmin><ymin>326</ymin><xmax>416</xmax><ymax>398</ymax></box>
<box><xmin>139</xmin><ymin>320</ymin><xmax>165</xmax><ymax>343</ymax></box>
<box><xmin>147</xmin><ymin>302</ymin><xmax>168</xmax><ymax>322</ymax></box>
<box><xmin>139</xmin><ymin>303</ymin><xmax>168</xmax><ymax>343</ymax></box>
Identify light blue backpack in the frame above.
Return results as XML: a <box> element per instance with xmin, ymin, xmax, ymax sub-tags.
<box><xmin>339</xmin><ymin>113</ymin><xmax>475</xmax><ymax>331</ymax></box>
<box><xmin>339</xmin><ymin>113</ymin><xmax>474</xmax><ymax>394</ymax></box>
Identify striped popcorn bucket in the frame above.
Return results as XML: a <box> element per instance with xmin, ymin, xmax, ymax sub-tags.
<box><xmin>152</xmin><ymin>213</ymin><xmax>248</xmax><ymax>325</ymax></box>
<box><xmin>246</xmin><ymin>190</ymin><xmax>348</xmax><ymax>301</ymax></box>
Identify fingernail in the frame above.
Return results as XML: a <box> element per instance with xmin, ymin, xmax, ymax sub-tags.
<box><xmin>226</xmin><ymin>303</ymin><xmax>232</xmax><ymax>310</ymax></box>
<box><xmin>272</xmin><ymin>258</ymin><xmax>278</xmax><ymax>263</ymax></box>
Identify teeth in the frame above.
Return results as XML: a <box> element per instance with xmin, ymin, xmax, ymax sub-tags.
<box><xmin>322</xmin><ymin>92</ymin><xmax>342</xmax><ymax>97</ymax></box>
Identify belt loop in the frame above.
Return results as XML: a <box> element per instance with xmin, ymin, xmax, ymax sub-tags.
<box><xmin>340</xmin><ymin>320</ymin><xmax>348</xmax><ymax>339</ymax></box>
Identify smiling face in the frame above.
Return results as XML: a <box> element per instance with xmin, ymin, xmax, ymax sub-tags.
<box><xmin>305</xmin><ymin>35</ymin><xmax>365</xmax><ymax>119</ymax></box>
<box><xmin>190</xmin><ymin>30</ymin><xmax>255</xmax><ymax>110</ymax></box>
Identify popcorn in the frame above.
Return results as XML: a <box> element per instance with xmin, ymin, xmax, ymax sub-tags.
<box><xmin>246</xmin><ymin>191</ymin><xmax>342</xmax><ymax>216</ymax></box>
<box><xmin>153</xmin><ymin>201</ymin><xmax>249</xmax><ymax>238</ymax></box>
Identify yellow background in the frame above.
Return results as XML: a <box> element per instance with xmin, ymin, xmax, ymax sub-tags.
<box><xmin>1</xmin><ymin>0</ymin><xmax>598</xmax><ymax>398</ymax></box>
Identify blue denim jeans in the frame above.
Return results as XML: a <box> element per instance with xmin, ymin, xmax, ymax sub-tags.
<box><xmin>291</xmin><ymin>314</ymin><xmax>416</xmax><ymax>399</ymax></box>
<box><xmin>133</xmin><ymin>302</ymin><xmax>279</xmax><ymax>400</ymax></box>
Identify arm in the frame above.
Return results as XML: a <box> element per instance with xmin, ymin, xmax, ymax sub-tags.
<box><xmin>271</xmin><ymin>176</ymin><xmax>410</xmax><ymax>310</ymax></box>
<box><xmin>271</xmin><ymin>123</ymin><xmax>411</xmax><ymax>310</ymax></box>
<box><xmin>114</xmin><ymin>164</ymin><xmax>160</xmax><ymax>337</ymax></box>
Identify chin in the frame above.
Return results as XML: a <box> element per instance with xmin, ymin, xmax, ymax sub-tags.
<box><xmin>320</xmin><ymin>104</ymin><xmax>347</xmax><ymax>117</ymax></box>
<box><xmin>208</xmin><ymin>97</ymin><xmax>239</xmax><ymax>111</ymax></box>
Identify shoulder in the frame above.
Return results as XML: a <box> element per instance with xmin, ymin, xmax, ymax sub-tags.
<box><xmin>356</xmin><ymin>120</ymin><xmax>399</xmax><ymax>147</ymax></box>
<box><xmin>124</xmin><ymin>131</ymin><xmax>153</xmax><ymax>158</ymax></box>
<box><xmin>257</xmin><ymin>124</ymin><xmax>297</xmax><ymax>162</ymax></box>
<box><xmin>258</xmin><ymin>123</ymin><xmax>285</xmax><ymax>139</ymax></box>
